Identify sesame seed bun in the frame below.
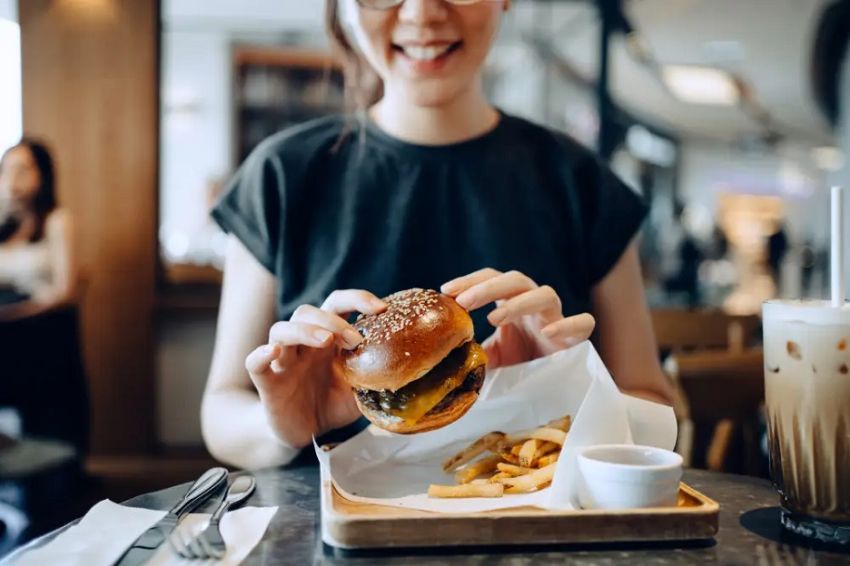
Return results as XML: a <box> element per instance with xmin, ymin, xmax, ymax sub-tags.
<box><xmin>335</xmin><ymin>288</ymin><xmax>486</xmax><ymax>434</ymax></box>
<box><xmin>337</xmin><ymin>288</ymin><xmax>474</xmax><ymax>392</ymax></box>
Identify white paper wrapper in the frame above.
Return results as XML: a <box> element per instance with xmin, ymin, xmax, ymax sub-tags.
<box><xmin>315</xmin><ymin>341</ymin><xmax>676</xmax><ymax>513</ymax></box>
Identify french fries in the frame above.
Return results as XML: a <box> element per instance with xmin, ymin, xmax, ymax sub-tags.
<box><xmin>496</xmin><ymin>463</ymin><xmax>557</xmax><ymax>494</ymax></box>
<box><xmin>442</xmin><ymin>432</ymin><xmax>505</xmax><ymax>472</ymax></box>
<box><xmin>428</xmin><ymin>483</ymin><xmax>505</xmax><ymax>498</ymax></box>
<box><xmin>429</xmin><ymin>414</ymin><xmax>571</xmax><ymax>499</ymax></box>
<box><xmin>499</xmin><ymin>452</ymin><xmax>521</xmax><ymax>465</ymax></box>
<box><xmin>547</xmin><ymin>415</ymin><xmax>572</xmax><ymax>432</ymax></box>
<box><xmin>488</xmin><ymin>472</ymin><xmax>512</xmax><ymax>483</ymax></box>
<box><xmin>454</xmin><ymin>454</ymin><xmax>502</xmax><ymax>484</ymax></box>
<box><xmin>518</xmin><ymin>439</ymin><xmax>539</xmax><ymax>467</ymax></box>
<box><xmin>497</xmin><ymin>462</ymin><xmax>534</xmax><ymax>475</ymax></box>
<box><xmin>498</xmin><ymin>426</ymin><xmax>567</xmax><ymax>450</ymax></box>
<box><xmin>537</xmin><ymin>451</ymin><xmax>561</xmax><ymax>467</ymax></box>
<box><xmin>534</xmin><ymin>441</ymin><xmax>559</xmax><ymax>461</ymax></box>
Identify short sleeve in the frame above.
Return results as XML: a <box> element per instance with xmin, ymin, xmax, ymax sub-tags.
<box><xmin>210</xmin><ymin>145</ymin><xmax>286</xmax><ymax>274</ymax></box>
<box><xmin>575</xmin><ymin>156</ymin><xmax>649</xmax><ymax>285</ymax></box>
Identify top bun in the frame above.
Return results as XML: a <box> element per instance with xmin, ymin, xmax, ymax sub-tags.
<box><xmin>338</xmin><ymin>289</ymin><xmax>474</xmax><ymax>392</ymax></box>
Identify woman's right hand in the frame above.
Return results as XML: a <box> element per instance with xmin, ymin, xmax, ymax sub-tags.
<box><xmin>244</xmin><ymin>290</ymin><xmax>387</xmax><ymax>449</ymax></box>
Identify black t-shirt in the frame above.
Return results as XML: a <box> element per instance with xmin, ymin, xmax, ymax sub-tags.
<box><xmin>211</xmin><ymin>112</ymin><xmax>647</xmax><ymax>340</ymax></box>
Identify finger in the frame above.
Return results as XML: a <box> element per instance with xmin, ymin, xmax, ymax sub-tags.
<box><xmin>541</xmin><ymin>313</ymin><xmax>596</xmax><ymax>346</ymax></box>
<box><xmin>488</xmin><ymin>285</ymin><xmax>562</xmax><ymax>327</ymax></box>
<box><xmin>321</xmin><ymin>289</ymin><xmax>386</xmax><ymax>316</ymax></box>
<box><xmin>455</xmin><ymin>270</ymin><xmax>537</xmax><ymax>311</ymax></box>
<box><xmin>268</xmin><ymin>320</ymin><xmax>334</xmax><ymax>349</ymax></box>
<box><xmin>291</xmin><ymin>304</ymin><xmax>363</xmax><ymax>349</ymax></box>
<box><xmin>245</xmin><ymin>343</ymin><xmax>280</xmax><ymax>376</ymax></box>
<box><xmin>440</xmin><ymin>268</ymin><xmax>502</xmax><ymax>297</ymax></box>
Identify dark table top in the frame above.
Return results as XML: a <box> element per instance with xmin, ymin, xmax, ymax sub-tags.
<box><xmin>10</xmin><ymin>466</ymin><xmax>850</xmax><ymax>564</ymax></box>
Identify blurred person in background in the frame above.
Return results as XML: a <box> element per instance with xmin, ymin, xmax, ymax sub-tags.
<box><xmin>0</xmin><ymin>140</ymin><xmax>76</xmax><ymax>320</ymax></box>
<box><xmin>766</xmin><ymin>221</ymin><xmax>788</xmax><ymax>291</ymax></box>
<box><xmin>0</xmin><ymin>139</ymin><xmax>87</xmax><ymax>452</ymax></box>
<box><xmin>202</xmin><ymin>0</ymin><xmax>675</xmax><ymax>470</ymax></box>
<box><xmin>663</xmin><ymin>204</ymin><xmax>704</xmax><ymax>307</ymax></box>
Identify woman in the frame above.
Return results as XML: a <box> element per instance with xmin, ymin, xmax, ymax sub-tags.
<box><xmin>0</xmin><ymin>140</ymin><xmax>77</xmax><ymax>320</ymax></box>
<box><xmin>203</xmin><ymin>0</ymin><xmax>674</xmax><ymax>470</ymax></box>
<box><xmin>0</xmin><ymin>139</ymin><xmax>87</xmax><ymax>451</ymax></box>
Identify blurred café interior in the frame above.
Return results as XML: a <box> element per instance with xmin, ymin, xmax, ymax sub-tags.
<box><xmin>0</xmin><ymin>0</ymin><xmax>849</xmax><ymax>553</ymax></box>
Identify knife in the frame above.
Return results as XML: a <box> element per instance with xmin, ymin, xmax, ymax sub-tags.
<box><xmin>114</xmin><ymin>467</ymin><xmax>229</xmax><ymax>566</ymax></box>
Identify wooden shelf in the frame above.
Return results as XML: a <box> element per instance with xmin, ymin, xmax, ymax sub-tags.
<box><xmin>233</xmin><ymin>45</ymin><xmax>344</xmax><ymax>163</ymax></box>
<box><xmin>233</xmin><ymin>46</ymin><xmax>340</xmax><ymax>70</ymax></box>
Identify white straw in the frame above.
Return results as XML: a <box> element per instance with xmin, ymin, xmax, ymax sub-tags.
<box><xmin>832</xmin><ymin>186</ymin><xmax>846</xmax><ymax>307</ymax></box>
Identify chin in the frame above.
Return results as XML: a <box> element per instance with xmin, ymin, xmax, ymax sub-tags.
<box><xmin>335</xmin><ymin>288</ymin><xmax>487</xmax><ymax>434</ymax></box>
<box><xmin>401</xmin><ymin>81</ymin><xmax>470</xmax><ymax>109</ymax></box>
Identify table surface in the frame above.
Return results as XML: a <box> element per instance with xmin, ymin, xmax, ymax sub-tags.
<box><xmin>10</xmin><ymin>467</ymin><xmax>850</xmax><ymax>564</ymax></box>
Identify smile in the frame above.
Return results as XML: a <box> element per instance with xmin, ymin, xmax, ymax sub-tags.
<box><xmin>393</xmin><ymin>41</ymin><xmax>463</xmax><ymax>62</ymax></box>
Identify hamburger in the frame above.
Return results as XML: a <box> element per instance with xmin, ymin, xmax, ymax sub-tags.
<box><xmin>336</xmin><ymin>288</ymin><xmax>487</xmax><ymax>434</ymax></box>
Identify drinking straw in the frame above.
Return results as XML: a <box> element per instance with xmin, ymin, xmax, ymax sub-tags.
<box><xmin>832</xmin><ymin>186</ymin><xmax>846</xmax><ymax>308</ymax></box>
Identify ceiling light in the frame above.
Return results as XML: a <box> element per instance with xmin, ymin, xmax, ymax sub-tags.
<box><xmin>661</xmin><ymin>65</ymin><xmax>740</xmax><ymax>106</ymax></box>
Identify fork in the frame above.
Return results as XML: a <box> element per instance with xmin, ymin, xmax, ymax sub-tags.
<box><xmin>169</xmin><ymin>474</ymin><xmax>256</xmax><ymax>560</ymax></box>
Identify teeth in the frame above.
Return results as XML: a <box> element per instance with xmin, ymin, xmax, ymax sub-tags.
<box><xmin>401</xmin><ymin>44</ymin><xmax>453</xmax><ymax>61</ymax></box>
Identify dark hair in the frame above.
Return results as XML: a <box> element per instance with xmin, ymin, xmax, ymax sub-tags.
<box><xmin>325</xmin><ymin>0</ymin><xmax>384</xmax><ymax>114</ymax></box>
<box><xmin>0</xmin><ymin>139</ymin><xmax>58</xmax><ymax>243</ymax></box>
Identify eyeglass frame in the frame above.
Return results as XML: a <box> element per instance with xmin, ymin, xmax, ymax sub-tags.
<box><xmin>355</xmin><ymin>0</ymin><xmax>494</xmax><ymax>10</ymax></box>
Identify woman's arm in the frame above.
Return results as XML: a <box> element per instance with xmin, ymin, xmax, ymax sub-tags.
<box><xmin>201</xmin><ymin>236</ymin><xmax>298</xmax><ymax>469</ymax></box>
<box><xmin>47</xmin><ymin>209</ymin><xmax>78</xmax><ymax>303</ymax></box>
<box><xmin>0</xmin><ymin>209</ymin><xmax>78</xmax><ymax>322</ymax></box>
<box><xmin>591</xmin><ymin>240</ymin><xmax>675</xmax><ymax>405</ymax></box>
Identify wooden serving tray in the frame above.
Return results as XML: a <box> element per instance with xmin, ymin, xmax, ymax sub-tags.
<box><xmin>320</xmin><ymin>475</ymin><xmax>719</xmax><ymax>549</ymax></box>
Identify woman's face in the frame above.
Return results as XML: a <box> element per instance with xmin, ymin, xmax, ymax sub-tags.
<box><xmin>0</xmin><ymin>146</ymin><xmax>41</xmax><ymax>213</ymax></box>
<box><xmin>347</xmin><ymin>0</ymin><xmax>506</xmax><ymax>107</ymax></box>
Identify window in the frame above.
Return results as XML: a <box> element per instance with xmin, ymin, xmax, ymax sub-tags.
<box><xmin>0</xmin><ymin>0</ymin><xmax>21</xmax><ymax>153</ymax></box>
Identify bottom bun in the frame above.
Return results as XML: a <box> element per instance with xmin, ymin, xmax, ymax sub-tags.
<box><xmin>354</xmin><ymin>365</ymin><xmax>485</xmax><ymax>434</ymax></box>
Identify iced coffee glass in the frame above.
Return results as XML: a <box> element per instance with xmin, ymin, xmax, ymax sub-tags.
<box><xmin>763</xmin><ymin>300</ymin><xmax>850</xmax><ymax>545</ymax></box>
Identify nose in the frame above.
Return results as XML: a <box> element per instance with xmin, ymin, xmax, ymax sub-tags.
<box><xmin>397</xmin><ymin>0</ymin><xmax>449</xmax><ymax>25</ymax></box>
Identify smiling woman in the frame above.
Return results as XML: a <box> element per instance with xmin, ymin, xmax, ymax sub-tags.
<box><xmin>202</xmin><ymin>0</ymin><xmax>673</xmax><ymax>471</ymax></box>
<box><xmin>330</xmin><ymin>0</ymin><xmax>506</xmax><ymax>141</ymax></box>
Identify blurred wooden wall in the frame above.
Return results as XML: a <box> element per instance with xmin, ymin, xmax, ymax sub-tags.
<box><xmin>19</xmin><ymin>0</ymin><xmax>159</xmax><ymax>454</ymax></box>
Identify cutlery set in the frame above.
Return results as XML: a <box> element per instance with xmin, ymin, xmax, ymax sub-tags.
<box><xmin>115</xmin><ymin>468</ymin><xmax>256</xmax><ymax>564</ymax></box>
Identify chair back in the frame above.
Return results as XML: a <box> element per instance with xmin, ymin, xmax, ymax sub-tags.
<box><xmin>651</xmin><ymin>308</ymin><xmax>761</xmax><ymax>353</ymax></box>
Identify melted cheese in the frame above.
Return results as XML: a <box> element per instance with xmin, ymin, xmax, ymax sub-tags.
<box><xmin>387</xmin><ymin>342</ymin><xmax>487</xmax><ymax>424</ymax></box>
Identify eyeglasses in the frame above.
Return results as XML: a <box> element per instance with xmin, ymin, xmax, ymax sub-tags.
<box><xmin>356</xmin><ymin>0</ymin><xmax>487</xmax><ymax>9</ymax></box>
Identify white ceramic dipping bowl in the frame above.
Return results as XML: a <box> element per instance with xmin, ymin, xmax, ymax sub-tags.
<box><xmin>577</xmin><ymin>444</ymin><xmax>683</xmax><ymax>510</ymax></box>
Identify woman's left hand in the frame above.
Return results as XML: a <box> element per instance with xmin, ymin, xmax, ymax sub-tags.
<box><xmin>442</xmin><ymin>268</ymin><xmax>595</xmax><ymax>369</ymax></box>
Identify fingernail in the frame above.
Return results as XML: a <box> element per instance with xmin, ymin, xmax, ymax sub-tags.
<box><xmin>455</xmin><ymin>292</ymin><xmax>474</xmax><ymax>308</ymax></box>
<box><xmin>313</xmin><ymin>330</ymin><xmax>333</xmax><ymax>344</ymax></box>
<box><xmin>372</xmin><ymin>299</ymin><xmax>387</xmax><ymax>310</ymax></box>
<box><xmin>541</xmin><ymin>325</ymin><xmax>557</xmax><ymax>337</ymax></box>
<box><xmin>441</xmin><ymin>281</ymin><xmax>458</xmax><ymax>294</ymax></box>
<box><xmin>261</xmin><ymin>344</ymin><xmax>276</xmax><ymax>356</ymax></box>
<box><xmin>488</xmin><ymin>309</ymin><xmax>506</xmax><ymax>326</ymax></box>
<box><xmin>344</xmin><ymin>328</ymin><xmax>363</xmax><ymax>347</ymax></box>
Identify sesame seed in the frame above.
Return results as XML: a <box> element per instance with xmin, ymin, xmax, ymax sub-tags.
<box><xmin>353</xmin><ymin>288</ymin><xmax>441</xmax><ymax>347</ymax></box>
